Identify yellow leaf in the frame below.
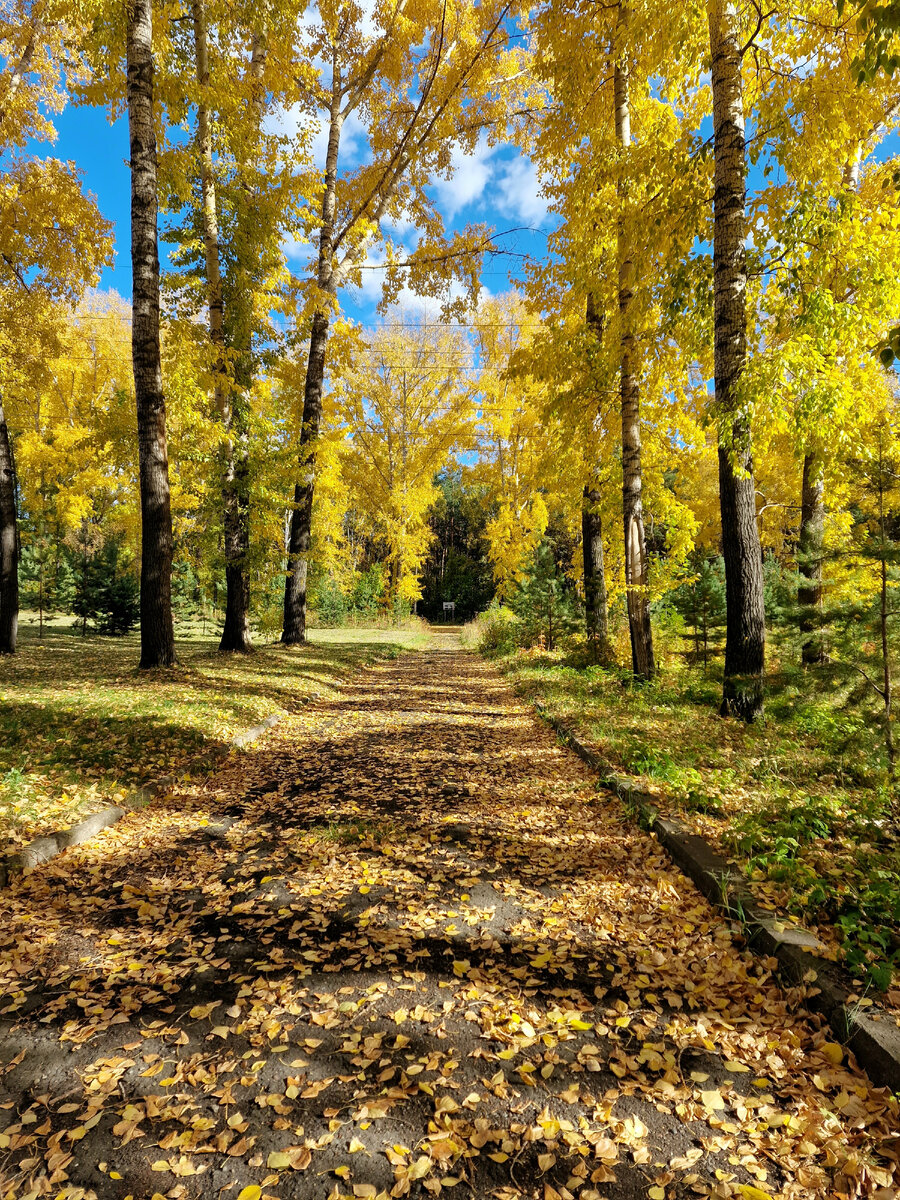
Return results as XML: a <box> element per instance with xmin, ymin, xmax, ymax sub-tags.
<box><xmin>569</xmin><ymin>1019</ymin><xmax>592</xmax><ymax>1031</ymax></box>
<box><xmin>349</xmin><ymin>1137</ymin><xmax>365</xmax><ymax>1153</ymax></box>
<box><xmin>737</xmin><ymin>1187</ymin><xmax>774</xmax><ymax>1200</ymax></box>
<box><xmin>267</xmin><ymin>1152</ymin><xmax>291</xmax><ymax>1169</ymax></box>
<box><xmin>724</xmin><ymin>1060</ymin><xmax>749</xmax><ymax>1073</ymax></box>
<box><xmin>237</xmin><ymin>1189</ymin><xmax>262</xmax><ymax>1200</ymax></box>
<box><xmin>821</xmin><ymin>1042</ymin><xmax>843</xmax><ymax>1066</ymax></box>
<box><xmin>408</xmin><ymin>1156</ymin><xmax>432</xmax><ymax>1180</ymax></box>
<box><xmin>649</xmin><ymin>1189</ymin><xmax>666</xmax><ymax>1200</ymax></box>
<box><xmin>150</xmin><ymin>1161</ymin><xmax>169</xmax><ymax>1172</ymax></box>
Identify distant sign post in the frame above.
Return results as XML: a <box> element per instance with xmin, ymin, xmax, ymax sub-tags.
<box><xmin>442</xmin><ymin>601</ymin><xmax>455</xmax><ymax>623</ymax></box>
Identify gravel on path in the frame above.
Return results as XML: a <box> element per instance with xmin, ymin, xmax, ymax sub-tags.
<box><xmin>1</xmin><ymin>639</ymin><xmax>897</xmax><ymax>1200</ymax></box>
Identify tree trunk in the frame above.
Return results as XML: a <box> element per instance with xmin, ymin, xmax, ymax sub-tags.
<box><xmin>582</xmin><ymin>484</ymin><xmax>612</xmax><ymax>660</ymax></box>
<box><xmin>220</xmin><ymin>378</ymin><xmax>252</xmax><ymax>651</ymax></box>
<box><xmin>283</xmin><ymin>310</ymin><xmax>331</xmax><ymax>642</ymax></box>
<box><xmin>192</xmin><ymin>0</ymin><xmax>252</xmax><ymax>653</ymax></box>
<box><xmin>0</xmin><ymin>395</ymin><xmax>18</xmax><ymax>655</ymax></box>
<box><xmin>282</xmin><ymin>71</ymin><xmax>343</xmax><ymax>644</ymax></box>
<box><xmin>615</xmin><ymin>6</ymin><xmax>655</xmax><ymax>681</ymax></box>
<box><xmin>876</xmin><ymin>442</ymin><xmax>896</xmax><ymax>780</ymax></box>
<box><xmin>882</xmin><ymin>545</ymin><xmax>894</xmax><ymax>780</ymax></box>
<box><xmin>709</xmin><ymin>0</ymin><xmax>765</xmax><ymax>720</ymax></box>
<box><xmin>219</xmin><ymin>32</ymin><xmax>266</xmax><ymax>653</ymax></box>
<box><xmin>584</xmin><ymin>293</ymin><xmax>613</xmax><ymax>662</ymax></box>
<box><xmin>127</xmin><ymin>0</ymin><xmax>176</xmax><ymax>669</ymax></box>
<box><xmin>798</xmin><ymin>450</ymin><xmax>825</xmax><ymax>666</ymax></box>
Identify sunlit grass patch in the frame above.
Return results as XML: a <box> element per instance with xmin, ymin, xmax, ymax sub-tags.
<box><xmin>501</xmin><ymin>646</ymin><xmax>900</xmax><ymax>997</ymax></box>
<box><xmin>0</xmin><ymin>621</ymin><xmax>427</xmax><ymax>850</ymax></box>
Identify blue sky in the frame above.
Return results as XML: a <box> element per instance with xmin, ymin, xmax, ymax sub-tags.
<box><xmin>39</xmin><ymin>99</ymin><xmax>554</xmax><ymax>330</ymax></box>
<box><xmin>38</xmin><ymin>85</ymin><xmax>900</xmax><ymax>336</ymax></box>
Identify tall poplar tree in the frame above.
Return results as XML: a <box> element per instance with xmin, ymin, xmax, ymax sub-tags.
<box><xmin>126</xmin><ymin>0</ymin><xmax>176</xmax><ymax>668</ymax></box>
<box><xmin>0</xmin><ymin>0</ymin><xmax>111</xmax><ymax>654</ymax></box>
<box><xmin>582</xmin><ymin>293</ymin><xmax>612</xmax><ymax>659</ymax></box>
<box><xmin>614</xmin><ymin>3</ymin><xmax>654</xmax><ymax>679</ymax></box>
<box><xmin>0</xmin><ymin>395</ymin><xmax>17</xmax><ymax>655</ymax></box>
<box><xmin>281</xmin><ymin>0</ymin><xmax>518</xmax><ymax>643</ymax></box>
<box><xmin>219</xmin><ymin>29</ymin><xmax>268</xmax><ymax>653</ymax></box>
<box><xmin>190</xmin><ymin>0</ymin><xmax>255</xmax><ymax>653</ymax></box>
<box><xmin>708</xmin><ymin>0</ymin><xmax>765</xmax><ymax>720</ymax></box>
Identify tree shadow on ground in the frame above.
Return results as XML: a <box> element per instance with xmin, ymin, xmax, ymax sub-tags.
<box><xmin>0</xmin><ymin>648</ymin><xmax>895</xmax><ymax>1199</ymax></box>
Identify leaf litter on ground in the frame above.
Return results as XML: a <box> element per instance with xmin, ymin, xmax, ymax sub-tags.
<box><xmin>0</xmin><ymin>625</ymin><xmax>426</xmax><ymax>849</ymax></box>
<box><xmin>0</xmin><ymin>634</ymin><xmax>898</xmax><ymax>1200</ymax></box>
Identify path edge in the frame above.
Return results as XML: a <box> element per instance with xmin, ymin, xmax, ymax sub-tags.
<box><xmin>533</xmin><ymin>700</ymin><xmax>900</xmax><ymax>1094</ymax></box>
<box><xmin>0</xmin><ymin>708</ymin><xmax>291</xmax><ymax>890</ymax></box>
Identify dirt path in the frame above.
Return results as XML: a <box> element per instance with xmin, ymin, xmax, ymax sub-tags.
<box><xmin>1</xmin><ymin>640</ymin><xmax>897</xmax><ymax>1200</ymax></box>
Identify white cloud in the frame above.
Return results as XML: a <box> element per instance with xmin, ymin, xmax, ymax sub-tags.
<box><xmin>281</xmin><ymin>231</ymin><xmax>311</xmax><ymax>265</ymax></box>
<box><xmin>383</xmin><ymin>208</ymin><xmax>419</xmax><ymax>246</ymax></box>
<box><xmin>355</xmin><ymin>0</ymin><xmax>380</xmax><ymax>42</ymax></box>
<box><xmin>390</xmin><ymin>278</ymin><xmax>493</xmax><ymax>321</ymax></box>
<box><xmin>494</xmin><ymin>155</ymin><xmax>548</xmax><ymax>226</ymax></box>
<box><xmin>347</xmin><ymin>243</ymin><xmax>390</xmax><ymax>304</ymax></box>
<box><xmin>428</xmin><ymin>142</ymin><xmax>549</xmax><ymax>229</ymax></box>
<box><xmin>431</xmin><ymin>135</ymin><xmax>496</xmax><ymax>220</ymax></box>
<box><xmin>267</xmin><ymin>105</ymin><xmax>369</xmax><ymax>169</ymax></box>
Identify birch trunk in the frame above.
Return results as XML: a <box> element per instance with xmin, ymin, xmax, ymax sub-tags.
<box><xmin>219</xmin><ymin>32</ymin><xmax>266</xmax><ymax>653</ymax></box>
<box><xmin>709</xmin><ymin>0</ymin><xmax>765</xmax><ymax>720</ymax></box>
<box><xmin>0</xmin><ymin>395</ymin><xmax>18</xmax><ymax>655</ymax></box>
<box><xmin>127</xmin><ymin>0</ymin><xmax>176</xmax><ymax>668</ymax></box>
<box><xmin>192</xmin><ymin>1</ymin><xmax>253</xmax><ymax>653</ymax></box>
<box><xmin>582</xmin><ymin>485</ymin><xmax>611</xmax><ymax>655</ymax></box>
<box><xmin>798</xmin><ymin>450</ymin><xmax>826</xmax><ymax>666</ymax></box>
<box><xmin>282</xmin><ymin>69</ymin><xmax>343</xmax><ymax>644</ymax></box>
<box><xmin>583</xmin><ymin>292</ymin><xmax>612</xmax><ymax>661</ymax></box>
<box><xmin>615</xmin><ymin>7</ymin><xmax>654</xmax><ymax>680</ymax></box>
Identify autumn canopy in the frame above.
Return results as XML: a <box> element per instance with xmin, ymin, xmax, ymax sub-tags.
<box><xmin>1</xmin><ymin>0</ymin><xmax>900</xmax><ymax>729</ymax></box>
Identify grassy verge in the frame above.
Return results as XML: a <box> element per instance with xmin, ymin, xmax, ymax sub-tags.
<box><xmin>498</xmin><ymin>645</ymin><xmax>900</xmax><ymax>1000</ymax></box>
<box><xmin>0</xmin><ymin>621</ymin><xmax>429</xmax><ymax>850</ymax></box>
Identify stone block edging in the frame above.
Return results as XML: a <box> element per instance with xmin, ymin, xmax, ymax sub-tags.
<box><xmin>0</xmin><ymin>637</ymin><xmax>409</xmax><ymax>891</ymax></box>
<box><xmin>0</xmin><ymin>707</ymin><xmax>293</xmax><ymax>890</ymax></box>
<box><xmin>533</xmin><ymin>700</ymin><xmax>900</xmax><ymax>1094</ymax></box>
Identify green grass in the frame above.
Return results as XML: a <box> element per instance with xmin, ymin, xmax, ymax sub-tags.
<box><xmin>0</xmin><ymin>619</ymin><xmax>429</xmax><ymax>850</ymax></box>
<box><xmin>498</xmin><ymin>644</ymin><xmax>900</xmax><ymax>996</ymax></box>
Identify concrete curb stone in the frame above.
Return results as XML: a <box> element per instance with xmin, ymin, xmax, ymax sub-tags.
<box><xmin>0</xmin><ymin>642</ymin><xmax>406</xmax><ymax>889</ymax></box>
<box><xmin>533</xmin><ymin>699</ymin><xmax>900</xmax><ymax>1093</ymax></box>
<box><xmin>0</xmin><ymin>706</ymin><xmax>295</xmax><ymax>890</ymax></box>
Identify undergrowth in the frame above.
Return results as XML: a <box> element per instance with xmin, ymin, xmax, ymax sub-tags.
<box><xmin>492</xmin><ymin>633</ymin><xmax>900</xmax><ymax>997</ymax></box>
